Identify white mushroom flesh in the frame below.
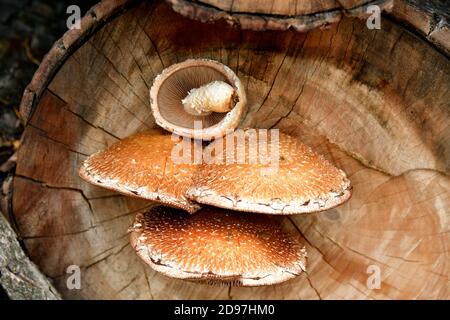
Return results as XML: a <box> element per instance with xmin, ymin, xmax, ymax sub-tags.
<box><xmin>181</xmin><ymin>80</ymin><xmax>235</xmax><ymax>116</ymax></box>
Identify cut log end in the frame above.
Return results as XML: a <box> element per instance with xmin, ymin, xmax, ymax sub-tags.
<box><xmin>8</xmin><ymin>0</ymin><xmax>450</xmax><ymax>299</ymax></box>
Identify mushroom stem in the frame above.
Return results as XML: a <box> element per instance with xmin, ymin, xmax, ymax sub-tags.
<box><xmin>181</xmin><ymin>80</ymin><xmax>235</xmax><ymax>116</ymax></box>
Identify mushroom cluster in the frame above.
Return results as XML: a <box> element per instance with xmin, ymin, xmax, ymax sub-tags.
<box><xmin>79</xmin><ymin>59</ymin><xmax>352</xmax><ymax>286</ymax></box>
<box><xmin>150</xmin><ymin>59</ymin><xmax>247</xmax><ymax>140</ymax></box>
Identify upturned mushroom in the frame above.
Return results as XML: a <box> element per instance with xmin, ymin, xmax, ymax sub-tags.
<box><xmin>186</xmin><ymin>129</ymin><xmax>352</xmax><ymax>214</ymax></box>
<box><xmin>79</xmin><ymin>129</ymin><xmax>201</xmax><ymax>214</ymax></box>
<box><xmin>129</xmin><ymin>206</ymin><xmax>307</xmax><ymax>286</ymax></box>
<box><xmin>150</xmin><ymin>59</ymin><xmax>247</xmax><ymax>140</ymax></box>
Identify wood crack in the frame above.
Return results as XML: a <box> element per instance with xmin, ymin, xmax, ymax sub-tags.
<box><xmin>115</xmin><ymin>275</ymin><xmax>139</xmax><ymax>296</ymax></box>
<box><xmin>136</xmin><ymin>10</ymin><xmax>166</xmax><ymax>69</ymax></box>
<box><xmin>47</xmin><ymin>85</ymin><xmax>123</xmax><ymax>140</ymax></box>
<box><xmin>88</xmin><ymin>41</ymin><xmax>151</xmax><ymax>108</ymax></box>
<box><xmin>143</xmin><ymin>265</ymin><xmax>155</xmax><ymax>300</ymax></box>
<box><xmin>269</xmin><ymin>30</ymin><xmax>327</xmax><ymax>128</ymax></box>
<box><xmin>27</xmin><ymin>124</ymin><xmax>90</xmax><ymax>157</ymax></box>
<box><xmin>84</xmin><ymin>239</ymin><xmax>129</xmax><ymax>264</ymax></box>
<box><xmin>227</xmin><ymin>284</ymin><xmax>232</xmax><ymax>300</ymax></box>
<box><xmin>312</xmin><ymin>225</ymin><xmax>388</xmax><ymax>267</ymax></box>
<box><xmin>286</xmin><ymin>216</ymin><xmax>341</xmax><ymax>277</ymax></box>
<box><xmin>190</xmin><ymin>0</ymin><xmax>387</xmax><ymax>19</ymax></box>
<box><xmin>70</xmin><ymin>49</ymin><xmax>152</xmax><ymax>130</ymax></box>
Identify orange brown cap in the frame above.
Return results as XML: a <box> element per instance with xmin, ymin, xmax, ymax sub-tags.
<box><xmin>186</xmin><ymin>129</ymin><xmax>352</xmax><ymax>214</ymax></box>
<box><xmin>129</xmin><ymin>206</ymin><xmax>307</xmax><ymax>286</ymax></box>
<box><xmin>150</xmin><ymin>59</ymin><xmax>247</xmax><ymax>141</ymax></box>
<box><xmin>79</xmin><ymin>129</ymin><xmax>201</xmax><ymax>214</ymax></box>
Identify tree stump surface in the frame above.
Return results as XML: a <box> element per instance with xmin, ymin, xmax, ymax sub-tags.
<box><xmin>4</xmin><ymin>0</ymin><xmax>449</xmax><ymax>299</ymax></box>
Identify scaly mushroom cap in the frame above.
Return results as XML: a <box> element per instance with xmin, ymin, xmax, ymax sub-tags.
<box><xmin>186</xmin><ymin>130</ymin><xmax>352</xmax><ymax>214</ymax></box>
<box><xmin>79</xmin><ymin>129</ymin><xmax>201</xmax><ymax>214</ymax></box>
<box><xmin>150</xmin><ymin>59</ymin><xmax>247</xmax><ymax>140</ymax></box>
<box><xmin>130</xmin><ymin>206</ymin><xmax>307</xmax><ymax>286</ymax></box>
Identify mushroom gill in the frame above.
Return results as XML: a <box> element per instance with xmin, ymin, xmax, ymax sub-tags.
<box><xmin>129</xmin><ymin>206</ymin><xmax>307</xmax><ymax>286</ymax></box>
<box><xmin>150</xmin><ymin>59</ymin><xmax>247</xmax><ymax>140</ymax></box>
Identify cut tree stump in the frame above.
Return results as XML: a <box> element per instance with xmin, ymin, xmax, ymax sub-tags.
<box><xmin>4</xmin><ymin>0</ymin><xmax>449</xmax><ymax>299</ymax></box>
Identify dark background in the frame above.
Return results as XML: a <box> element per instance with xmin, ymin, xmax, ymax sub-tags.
<box><xmin>0</xmin><ymin>0</ymin><xmax>97</xmax><ymax>177</ymax></box>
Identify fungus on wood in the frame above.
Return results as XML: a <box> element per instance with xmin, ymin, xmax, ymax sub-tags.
<box><xmin>130</xmin><ymin>206</ymin><xmax>307</xmax><ymax>286</ymax></box>
<box><xmin>167</xmin><ymin>0</ymin><xmax>395</xmax><ymax>32</ymax></box>
<box><xmin>79</xmin><ymin>129</ymin><xmax>202</xmax><ymax>213</ymax></box>
<box><xmin>5</xmin><ymin>0</ymin><xmax>450</xmax><ymax>299</ymax></box>
<box><xmin>150</xmin><ymin>59</ymin><xmax>247</xmax><ymax>140</ymax></box>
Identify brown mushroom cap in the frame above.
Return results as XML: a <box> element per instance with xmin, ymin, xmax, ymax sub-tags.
<box><xmin>150</xmin><ymin>59</ymin><xmax>247</xmax><ymax>140</ymax></box>
<box><xmin>129</xmin><ymin>206</ymin><xmax>306</xmax><ymax>286</ymax></box>
<box><xmin>186</xmin><ymin>130</ymin><xmax>352</xmax><ymax>214</ymax></box>
<box><xmin>79</xmin><ymin>129</ymin><xmax>201</xmax><ymax>213</ymax></box>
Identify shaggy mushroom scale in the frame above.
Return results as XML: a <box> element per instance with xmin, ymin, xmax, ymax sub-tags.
<box><xmin>150</xmin><ymin>59</ymin><xmax>247</xmax><ymax>140</ymax></box>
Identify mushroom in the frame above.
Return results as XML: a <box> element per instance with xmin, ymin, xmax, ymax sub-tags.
<box><xmin>182</xmin><ymin>80</ymin><xmax>235</xmax><ymax>116</ymax></box>
<box><xmin>79</xmin><ymin>129</ymin><xmax>201</xmax><ymax>214</ymax></box>
<box><xmin>129</xmin><ymin>206</ymin><xmax>307</xmax><ymax>286</ymax></box>
<box><xmin>186</xmin><ymin>129</ymin><xmax>352</xmax><ymax>214</ymax></box>
<box><xmin>150</xmin><ymin>59</ymin><xmax>247</xmax><ymax>140</ymax></box>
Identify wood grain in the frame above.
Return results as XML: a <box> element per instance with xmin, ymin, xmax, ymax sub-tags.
<box><xmin>10</xmin><ymin>0</ymin><xmax>450</xmax><ymax>299</ymax></box>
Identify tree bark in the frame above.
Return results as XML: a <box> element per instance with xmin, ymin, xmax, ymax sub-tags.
<box><xmin>4</xmin><ymin>0</ymin><xmax>449</xmax><ymax>299</ymax></box>
<box><xmin>390</xmin><ymin>0</ymin><xmax>449</xmax><ymax>54</ymax></box>
<box><xmin>0</xmin><ymin>212</ymin><xmax>61</xmax><ymax>300</ymax></box>
<box><xmin>166</xmin><ymin>0</ymin><xmax>395</xmax><ymax>32</ymax></box>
